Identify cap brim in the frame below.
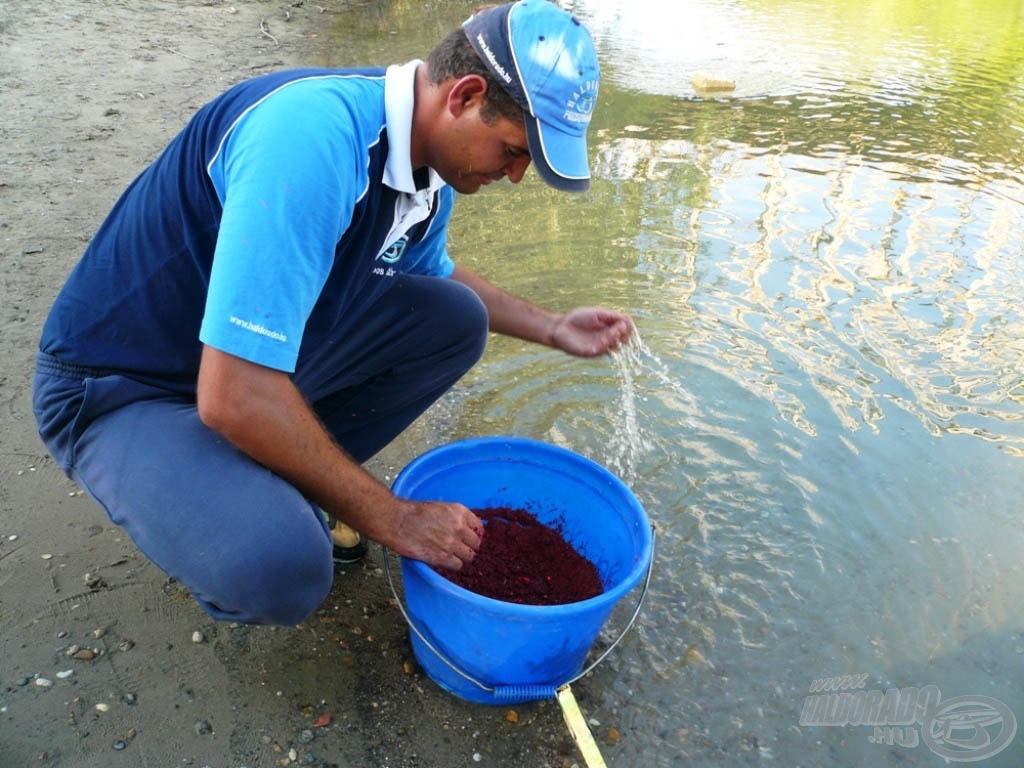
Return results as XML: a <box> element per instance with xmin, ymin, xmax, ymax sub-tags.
<box><xmin>525</xmin><ymin>116</ymin><xmax>591</xmax><ymax>193</ymax></box>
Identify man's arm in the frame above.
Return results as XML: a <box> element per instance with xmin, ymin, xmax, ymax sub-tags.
<box><xmin>196</xmin><ymin>345</ymin><xmax>483</xmax><ymax>569</ymax></box>
<box><xmin>450</xmin><ymin>265</ymin><xmax>633</xmax><ymax>356</ymax></box>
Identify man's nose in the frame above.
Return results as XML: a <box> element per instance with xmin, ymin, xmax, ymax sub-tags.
<box><xmin>504</xmin><ymin>154</ymin><xmax>531</xmax><ymax>184</ymax></box>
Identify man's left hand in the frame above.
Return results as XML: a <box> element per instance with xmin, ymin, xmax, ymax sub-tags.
<box><xmin>550</xmin><ymin>307</ymin><xmax>633</xmax><ymax>357</ymax></box>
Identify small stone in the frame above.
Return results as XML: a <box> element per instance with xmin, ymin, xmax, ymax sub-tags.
<box><xmin>16</xmin><ymin>676</ymin><xmax>31</xmax><ymax>687</ymax></box>
<box><xmin>192</xmin><ymin>631</ymin><xmax>205</xmax><ymax>644</ymax></box>
<box><xmin>92</xmin><ymin>628</ymin><xmax>105</xmax><ymax>639</ymax></box>
<box><xmin>288</xmin><ymin>748</ymin><xmax>298</xmax><ymax>761</ymax></box>
<box><xmin>35</xmin><ymin>678</ymin><xmax>54</xmax><ymax>688</ymax></box>
<box><xmin>472</xmin><ymin>753</ymin><xmax>482</xmax><ymax>762</ymax></box>
<box><xmin>57</xmin><ymin>630</ymin><xmax>69</xmax><ymax>639</ymax></box>
<box><xmin>56</xmin><ymin>669</ymin><xmax>75</xmax><ymax>679</ymax></box>
<box><xmin>123</xmin><ymin>692</ymin><xmax>137</xmax><ymax>705</ymax></box>
<box><xmin>72</xmin><ymin>649</ymin><xmax>96</xmax><ymax>661</ymax></box>
<box><xmin>95</xmin><ymin>703</ymin><xmax>110</xmax><ymax>712</ymax></box>
<box><xmin>505</xmin><ymin>710</ymin><xmax>519</xmax><ymax>724</ymax></box>
<box><xmin>118</xmin><ymin>640</ymin><xmax>135</xmax><ymax>652</ymax></box>
<box><xmin>83</xmin><ymin>572</ymin><xmax>106</xmax><ymax>589</ymax></box>
<box><xmin>64</xmin><ymin>644</ymin><xmax>80</xmax><ymax>657</ymax></box>
<box><xmin>41</xmin><ymin>554</ymin><xmax>53</xmax><ymax>560</ymax></box>
<box><xmin>193</xmin><ymin>720</ymin><xmax>212</xmax><ymax>736</ymax></box>
<box><xmin>112</xmin><ymin>740</ymin><xmax>126</xmax><ymax>751</ymax></box>
<box><xmin>606</xmin><ymin>727</ymin><xmax>621</xmax><ymax>744</ymax></box>
<box><xmin>299</xmin><ymin>729</ymin><xmax>314</xmax><ymax>743</ymax></box>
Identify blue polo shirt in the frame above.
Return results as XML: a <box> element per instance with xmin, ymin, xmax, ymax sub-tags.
<box><xmin>40</xmin><ymin>61</ymin><xmax>455</xmax><ymax>391</ymax></box>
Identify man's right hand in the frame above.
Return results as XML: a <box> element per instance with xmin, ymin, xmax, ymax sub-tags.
<box><xmin>384</xmin><ymin>499</ymin><xmax>484</xmax><ymax>571</ymax></box>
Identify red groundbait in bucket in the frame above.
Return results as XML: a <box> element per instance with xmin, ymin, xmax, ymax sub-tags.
<box><xmin>390</xmin><ymin>436</ymin><xmax>654</xmax><ymax>705</ymax></box>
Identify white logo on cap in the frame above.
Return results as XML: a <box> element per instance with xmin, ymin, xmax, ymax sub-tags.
<box><xmin>474</xmin><ymin>32</ymin><xmax>513</xmax><ymax>85</ymax></box>
<box><xmin>564</xmin><ymin>79</ymin><xmax>598</xmax><ymax>124</ymax></box>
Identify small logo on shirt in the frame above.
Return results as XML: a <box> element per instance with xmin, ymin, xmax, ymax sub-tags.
<box><xmin>229</xmin><ymin>315</ymin><xmax>287</xmax><ymax>342</ymax></box>
<box><xmin>379</xmin><ymin>236</ymin><xmax>408</xmax><ymax>264</ymax></box>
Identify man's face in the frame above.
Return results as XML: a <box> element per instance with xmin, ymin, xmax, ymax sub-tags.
<box><xmin>434</xmin><ymin>104</ymin><xmax>533</xmax><ymax>195</ymax></box>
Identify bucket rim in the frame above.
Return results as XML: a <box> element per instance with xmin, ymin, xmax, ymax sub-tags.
<box><xmin>394</xmin><ymin>435</ymin><xmax>654</xmax><ymax>616</ymax></box>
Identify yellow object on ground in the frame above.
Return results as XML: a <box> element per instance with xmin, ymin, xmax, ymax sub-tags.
<box><xmin>556</xmin><ymin>684</ymin><xmax>608</xmax><ymax>768</ymax></box>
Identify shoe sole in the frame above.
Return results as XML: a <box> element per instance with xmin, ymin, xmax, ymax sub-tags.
<box><xmin>332</xmin><ymin>539</ymin><xmax>368</xmax><ymax>565</ymax></box>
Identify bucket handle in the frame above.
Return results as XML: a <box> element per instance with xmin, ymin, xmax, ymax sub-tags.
<box><xmin>383</xmin><ymin>525</ymin><xmax>656</xmax><ymax>703</ymax></box>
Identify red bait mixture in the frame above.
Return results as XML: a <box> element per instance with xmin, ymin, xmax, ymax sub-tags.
<box><xmin>436</xmin><ymin>507</ymin><xmax>603</xmax><ymax>605</ymax></box>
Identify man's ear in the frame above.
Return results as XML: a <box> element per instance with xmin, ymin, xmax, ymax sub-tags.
<box><xmin>447</xmin><ymin>74</ymin><xmax>488</xmax><ymax>117</ymax></box>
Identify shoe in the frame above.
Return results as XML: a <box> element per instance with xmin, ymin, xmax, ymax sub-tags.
<box><xmin>331</xmin><ymin>520</ymin><xmax>368</xmax><ymax>565</ymax></box>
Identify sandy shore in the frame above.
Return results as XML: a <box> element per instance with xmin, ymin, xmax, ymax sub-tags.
<box><xmin>0</xmin><ymin>2</ymin><xmax>602</xmax><ymax>766</ymax></box>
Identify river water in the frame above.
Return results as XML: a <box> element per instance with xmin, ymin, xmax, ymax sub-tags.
<box><xmin>318</xmin><ymin>1</ymin><xmax>1024</xmax><ymax>765</ymax></box>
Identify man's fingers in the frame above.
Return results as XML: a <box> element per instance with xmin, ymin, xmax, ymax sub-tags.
<box><xmin>462</xmin><ymin>513</ymin><xmax>485</xmax><ymax>547</ymax></box>
<box><xmin>434</xmin><ymin>542</ymin><xmax>476</xmax><ymax>571</ymax></box>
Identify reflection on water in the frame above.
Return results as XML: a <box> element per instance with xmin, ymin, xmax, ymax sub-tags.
<box><xmin>321</xmin><ymin>1</ymin><xmax>1024</xmax><ymax>765</ymax></box>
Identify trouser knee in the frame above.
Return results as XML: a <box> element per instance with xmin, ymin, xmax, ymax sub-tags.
<box><xmin>194</xmin><ymin>538</ymin><xmax>334</xmax><ymax>626</ymax></box>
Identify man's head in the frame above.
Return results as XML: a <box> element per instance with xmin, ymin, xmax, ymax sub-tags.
<box><xmin>428</xmin><ymin>1</ymin><xmax>600</xmax><ymax>192</ymax></box>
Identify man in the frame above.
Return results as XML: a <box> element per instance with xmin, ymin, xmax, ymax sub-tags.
<box><xmin>32</xmin><ymin>0</ymin><xmax>631</xmax><ymax>626</ymax></box>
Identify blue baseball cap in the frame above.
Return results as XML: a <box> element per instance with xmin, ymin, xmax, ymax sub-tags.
<box><xmin>463</xmin><ymin>1</ymin><xmax>600</xmax><ymax>192</ymax></box>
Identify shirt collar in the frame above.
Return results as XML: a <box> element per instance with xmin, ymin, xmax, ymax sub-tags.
<box><xmin>384</xmin><ymin>60</ymin><xmax>444</xmax><ymax>194</ymax></box>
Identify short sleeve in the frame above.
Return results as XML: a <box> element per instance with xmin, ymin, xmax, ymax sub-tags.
<box><xmin>200</xmin><ymin>80</ymin><xmax>364</xmax><ymax>371</ymax></box>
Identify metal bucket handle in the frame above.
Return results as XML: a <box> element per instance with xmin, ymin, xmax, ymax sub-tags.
<box><xmin>383</xmin><ymin>525</ymin><xmax>656</xmax><ymax>704</ymax></box>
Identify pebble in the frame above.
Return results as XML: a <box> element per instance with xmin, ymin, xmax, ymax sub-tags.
<box><xmin>123</xmin><ymin>692</ymin><xmax>137</xmax><ymax>705</ymax></box>
<box><xmin>83</xmin><ymin>572</ymin><xmax>106</xmax><ymax>589</ymax></box>
<box><xmin>473</xmin><ymin>753</ymin><xmax>482</xmax><ymax>762</ymax></box>
<box><xmin>72</xmin><ymin>649</ymin><xmax>96</xmax><ymax>661</ymax></box>
<box><xmin>56</xmin><ymin>669</ymin><xmax>75</xmax><ymax>679</ymax></box>
<box><xmin>95</xmin><ymin>703</ymin><xmax>110</xmax><ymax>712</ymax></box>
<box><xmin>118</xmin><ymin>640</ymin><xmax>135</xmax><ymax>652</ymax></box>
<box><xmin>299</xmin><ymin>729</ymin><xmax>314</xmax><ymax>743</ymax></box>
<box><xmin>113</xmin><ymin>740</ymin><xmax>126</xmax><ymax>751</ymax></box>
<box><xmin>35</xmin><ymin>677</ymin><xmax>54</xmax><ymax>688</ymax></box>
<box><xmin>192</xmin><ymin>631</ymin><xmax>205</xmax><ymax>644</ymax></box>
<box><xmin>193</xmin><ymin>720</ymin><xmax>212</xmax><ymax>736</ymax></box>
<box><xmin>16</xmin><ymin>676</ymin><xmax>31</xmax><ymax>687</ymax></box>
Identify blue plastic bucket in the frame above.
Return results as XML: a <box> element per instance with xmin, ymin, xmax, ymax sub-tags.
<box><xmin>391</xmin><ymin>436</ymin><xmax>653</xmax><ymax>704</ymax></box>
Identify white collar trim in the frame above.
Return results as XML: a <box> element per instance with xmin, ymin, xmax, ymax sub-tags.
<box><xmin>384</xmin><ymin>60</ymin><xmax>444</xmax><ymax>194</ymax></box>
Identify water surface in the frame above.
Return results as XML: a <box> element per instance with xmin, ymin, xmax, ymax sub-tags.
<box><xmin>319</xmin><ymin>2</ymin><xmax>1024</xmax><ymax>764</ymax></box>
